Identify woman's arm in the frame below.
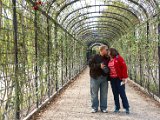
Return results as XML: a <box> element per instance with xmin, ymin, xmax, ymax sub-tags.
<box><xmin>118</xmin><ymin>56</ymin><xmax>128</xmax><ymax>79</ymax></box>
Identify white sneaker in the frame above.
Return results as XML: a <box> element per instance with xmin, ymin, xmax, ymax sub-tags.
<box><xmin>101</xmin><ymin>109</ymin><xmax>108</xmax><ymax>113</ymax></box>
<box><xmin>91</xmin><ymin>109</ymin><xmax>97</xmax><ymax>113</ymax></box>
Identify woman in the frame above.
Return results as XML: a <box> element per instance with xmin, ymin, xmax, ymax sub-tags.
<box><xmin>108</xmin><ymin>48</ymin><xmax>130</xmax><ymax>114</ymax></box>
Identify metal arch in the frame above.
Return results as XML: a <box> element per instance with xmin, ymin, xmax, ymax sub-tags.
<box><xmin>72</xmin><ymin>24</ymin><xmax>125</xmax><ymax>36</ymax></box>
<box><xmin>81</xmin><ymin>31</ymin><xmax>116</xmax><ymax>39</ymax></box>
<box><xmin>76</xmin><ymin>26</ymin><xmax>121</xmax><ymax>38</ymax></box>
<box><xmin>75</xmin><ymin>26</ymin><xmax>121</xmax><ymax>36</ymax></box>
<box><xmin>87</xmin><ymin>41</ymin><xmax>109</xmax><ymax>47</ymax></box>
<box><xmin>81</xmin><ymin>33</ymin><xmax>115</xmax><ymax>41</ymax></box>
<box><xmin>84</xmin><ymin>38</ymin><xmax>114</xmax><ymax>43</ymax></box>
<box><xmin>72</xmin><ymin>20</ymin><xmax>127</xmax><ymax>34</ymax></box>
<box><xmin>60</xmin><ymin>7</ymin><xmax>140</xmax><ymax>26</ymax></box>
<box><xmin>82</xmin><ymin>31</ymin><xmax>116</xmax><ymax>36</ymax></box>
<box><xmin>68</xmin><ymin>16</ymin><xmax>130</xmax><ymax>33</ymax></box>
<box><xmin>81</xmin><ymin>31</ymin><xmax>117</xmax><ymax>39</ymax></box>
<box><xmin>79</xmin><ymin>31</ymin><xmax>117</xmax><ymax>40</ymax></box>
<box><xmin>54</xmin><ymin>0</ymin><xmax>148</xmax><ymax>19</ymax></box>
<box><xmin>62</xmin><ymin>11</ymin><xmax>137</xmax><ymax>31</ymax></box>
<box><xmin>84</xmin><ymin>36</ymin><xmax>115</xmax><ymax>43</ymax></box>
<box><xmin>84</xmin><ymin>37</ymin><xmax>114</xmax><ymax>43</ymax></box>
<box><xmin>73</xmin><ymin>23</ymin><xmax>125</xmax><ymax>36</ymax></box>
<box><xmin>89</xmin><ymin>43</ymin><xmax>106</xmax><ymax>49</ymax></box>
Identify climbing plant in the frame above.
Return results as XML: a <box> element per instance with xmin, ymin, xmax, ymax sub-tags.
<box><xmin>112</xmin><ymin>17</ymin><xmax>159</xmax><ymax>96</ymax></box>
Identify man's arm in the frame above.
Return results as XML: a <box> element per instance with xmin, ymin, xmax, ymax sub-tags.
<box><xmin>88</xmin><ymin>55</ymin><xmax>101</xmax><ymax>69</ymax></box>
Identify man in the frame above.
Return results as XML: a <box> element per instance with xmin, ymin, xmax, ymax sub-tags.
<box><xmin>89</xmin><ymin>45</ymin><xmax>110</xmax><ymax>113</ymax></box>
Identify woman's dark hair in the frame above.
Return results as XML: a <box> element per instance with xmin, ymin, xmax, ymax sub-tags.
<box><xmin>109</xmin><ymin>48</ymin><xmax>119</xmax><ymax>58</ymax></box>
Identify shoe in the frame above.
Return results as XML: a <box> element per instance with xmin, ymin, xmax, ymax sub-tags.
<box><xmin>101</xmin><ymin>109</ymin><xmax>108</xmax><ymax>113</ymax></box>
<box><xmin>91</xmin><ymin>109</ymin><xmax>97</xmax><ymax>113</ymax></box>
<box><xmin>114</xmin><ymin>109</ymin><xmax>120</xmax><ymax>113</ymax></box>
<box><xmin>125</xmin><ymin>108</ymin><xmax>130</xmax><ymax>114</ymax></box>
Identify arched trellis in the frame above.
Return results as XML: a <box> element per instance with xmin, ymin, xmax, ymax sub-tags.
<box><xmin>45</xmin><ymin>0</ymin><xmax>159</xmax><ymax>43</ymax></box>
<box><xmin>57</xmin><ymin>5</ymin><xmax>140</xmax><ymax>38</ymax></box>
<box><xmin>1</xmin><ymin>1</ymin><xmax>160</xmax><ymax>120</ymax></box>
<box><xmin>59</xmin><ymin>5</ymin><xmax>140</xmax><ymax>25</ymax></box>
<box><xmin>54</xmin><ymin>1</ymin><xmax>148</xmax><ymax>18</ymax></box>
<box><xmin>48</xmin><ymin>0</ymin><xmax>159</xmax><ymax>17</ymax></box>
<box><xmin>68</xmin><ymin>15</ymin><xmax>130</xmax><ymax>30</ymax></box>
<box><xmin>76</xmin><ymin>26</ymin><xmax>121</xmax><ymax>38</ymax></box>
<box><xmin>29</xmin><ymin>0</ymin><xmax>159</xmax><ymax>43</ymax></box>
<box><xmin>63</xmin><ymin>11</ymin><xmax>137</xmax><ymax>34</ymax></box>
<box><xmin>80</xmin><ymin>31</ymin><xmax>117</xmax><ymax>41</ymax></box>
<box><xmin>72</xmin><ymin>20</ymin><xmax>127</xmax><ymax>35</ymax></box>
<box><xmin>74</xmin><ymin>23</ymin><xmax>125</xmax><ymax>35</ymax></box>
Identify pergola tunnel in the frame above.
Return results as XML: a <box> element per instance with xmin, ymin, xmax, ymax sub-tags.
<box><xmin>0</xmin><ymin>0</ymin><xmax>160</xmax><ymax>120</ymax></box>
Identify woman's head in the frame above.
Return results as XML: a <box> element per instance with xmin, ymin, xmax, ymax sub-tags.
<box><xmin>108</xmin><ymin>48</ymin><xmax>119</xmax><ymax>58</ymax></box>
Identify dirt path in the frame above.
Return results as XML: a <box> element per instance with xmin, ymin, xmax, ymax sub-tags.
<box><xmin>34</xmin><ymin>68</ymin><xmax>160</xmax><ymax>120</ymax></box>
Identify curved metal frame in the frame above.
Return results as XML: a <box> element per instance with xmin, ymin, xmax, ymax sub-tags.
<box><xmin>62</xmin><ymin>11</ymin><xmax>137</xmax><ymax>33</ymax></box>
<box><xmin>74</xmin><ymin>23</ymin><xmax>124</xmax><ymax>35</ymax></box>
<box><xmin>81</xmin><ymin>32</ymin><xmax>115</xmax><ymax>41</ymax></box>
<box><xmin>72</xmin><ymin>20</ymin><xmax>127</xmax><ymax>34</ymax></box>
<box><xmin>69</xmin><ymin>15</ymin><xmax>130</xmax><ymax>33</ymax></box>
<box><xmin>88</xmin><ymin>42</ymin><xmax>109</xmax><ymax>49</ymax></box>
<box><xmin>46</xmin><ymin>0</ymin><xmax>159</xmax><ymax>43</ymax></box>
<box><xmin>59</xmin><ymin>5</ymin><xmax>139</xmax><ymax>32</ymax></box>
<box><xmin>76</xmin><ymin>26</ymin><xmax>121</xmax><ymax>38</ymax></box>
<box><xmin>60</xmin><ymin>6</ymin><xmax>140</xmax><ymax>26</ymax></box>
<box><xmin>81</xmin><ymin>31</ymin><xmax>118</xmax><ymax>39</ymax></box>
<box><xmin>54</xmin><ymin>1</ymin><xmax>148</xmax><ymax>18</ymax></box>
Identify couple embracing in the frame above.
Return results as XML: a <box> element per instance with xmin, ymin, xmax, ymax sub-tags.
<box><xmin>89</xmin><ymin>45</ymin><xmax>130</xmax><ymax>114</ymax></box>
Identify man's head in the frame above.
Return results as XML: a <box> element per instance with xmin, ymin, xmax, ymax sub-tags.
<box><xmin>99</xmin><ymin>45</ymin><xmax>108</xmax><ymax>56</ymax></box>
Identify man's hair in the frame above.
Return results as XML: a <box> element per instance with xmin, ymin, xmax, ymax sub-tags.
<box><xmin>99</xmin><ymin>45</ymin><xmax>107</xmax><ymax>52</ymax></box>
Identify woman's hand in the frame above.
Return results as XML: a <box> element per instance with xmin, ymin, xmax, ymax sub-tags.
<box><xmin>121</xmin><ymin>78</ymin><xmax>129</xmax><ymax>86</ymax></box>
<box><xmin>122</xmin><ymin>78</ymin><xmax>128</xmax><ymax>83</ymax></box>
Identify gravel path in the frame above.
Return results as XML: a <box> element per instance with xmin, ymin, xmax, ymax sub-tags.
<box><xmin>34</xmin><ymin>68</ymin><xmax>160</xmax><ymax>120</ymax></box>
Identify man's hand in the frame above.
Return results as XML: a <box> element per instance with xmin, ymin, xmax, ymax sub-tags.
<box><xmin>101</xmin><ymin>63</ymin><xmax>105</xmax><ymax>69</ymax></box>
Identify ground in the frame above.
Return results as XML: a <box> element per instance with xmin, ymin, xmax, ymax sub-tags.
<box><xmin>33</xmin><ymin>68</ymin><xmax>160</xmax><ymax>120</ymax></box>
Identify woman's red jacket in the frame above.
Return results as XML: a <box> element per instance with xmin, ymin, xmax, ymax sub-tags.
<box><xmin>110</xmin><ymin>55</ymin><xmax>128</xmax><ymax>80</ymax></box>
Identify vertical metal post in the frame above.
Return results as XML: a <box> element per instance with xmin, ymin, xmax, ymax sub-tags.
<box><xmin>0</xmin><ymin>0</ymin><xmax>2</xmax><ymax>31</ymax></box>
<box><xmin>34</xmin><ymin>6</ymin><xmax>39</xmax><ymax>108</ymax></box>
<box><xmin>54</xmin><ymin>23</ymin><xmax>58</xmax><ymax>91</ymax></box>
<box><xmin>158</xmin><ymin>23</ymin><xmax>160</xmax><ymax>96</ymax></box>
<box><xmin>129</xmin><ymin>36</ymin><xmax>132</xmax><ymax>79</ymax></box>
<box><xmin>47</xmin><ymin>18</ymin><xmax>51</xmax><ymax>97</ymax></box>
<box><xmin>61</xmin><ymin>35</ymin><xmax>64</xmax><ymax>86</ymax></box>
<box><xmin>139</xmin><ymin>40</ymin><xmax>142</xmax><ymax>86</ymax></box>
<box><xmin>134</xmin><ymin>30</ymin><xmax>137</xmax><ymax>82</ymax></box>
<box><xmin>69</xmin><ymin>39</ymin><xmax>72</xmax><ymax>79</ymax></box>
<box><xmin>65</xmin><ymin>33</ymin><xmax>68</xmax><ymax>81</ymax></box>
<box><xmin>146</xmin><ymin>22</ymin><xmax>150</xmax><ymax>90</ymax></box>
<box><xmin>12</xmin><ymin>0</ymin><xmax>20</xmax><ymax>119</ymax></box>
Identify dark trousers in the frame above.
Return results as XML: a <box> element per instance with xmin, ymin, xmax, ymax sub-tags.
<box><xmin>110</xmin><ymin>78</ymin><xmax>129</xmax><ymax>110</ymax></box>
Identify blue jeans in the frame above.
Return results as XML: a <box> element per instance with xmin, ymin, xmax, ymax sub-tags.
<box><xmin>110</xmin><ymin>78</ymin><xmax>129</xmax><ymax>110</ymax></box>
<box><xmin>90</xmin><ymin>76</ymin><xmax>108</xmax><ymax>110</ymax></box>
